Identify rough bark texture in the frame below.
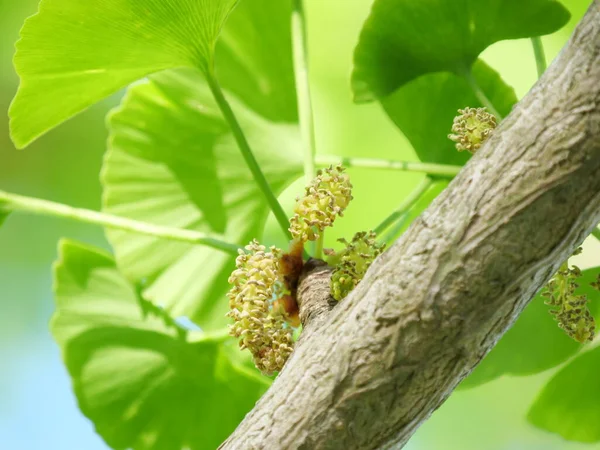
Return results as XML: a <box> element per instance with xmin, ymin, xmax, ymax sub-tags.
<box><xmin>221</xmin><ymin>3</ymin><xmax>600</xmax><ymax>449</ymax></box>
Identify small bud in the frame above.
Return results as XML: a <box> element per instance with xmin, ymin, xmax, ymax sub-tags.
<box><xmin>227</xmin><ymin>240</ymin><xmax>294</xmax><ymax>375</ymax></box>
<box><xmin>330</xmin><ymin>231</ymin><xmax>385</xmax><ymax>301</ymax></box>
<box><xmin>289</xmin><ymin>165</ymin><xmax>353</xmax><ymax>242</ymax></box>
<box><xmin>448</xmin><ymin>107</ymin><xmax>497</xmax><ymax>153</ymax></box>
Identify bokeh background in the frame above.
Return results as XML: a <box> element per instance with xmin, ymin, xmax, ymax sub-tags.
<box><xmin>1</xmin><ymin>0</ymin><xmax>599</xmax><ymax>448</ymax></box>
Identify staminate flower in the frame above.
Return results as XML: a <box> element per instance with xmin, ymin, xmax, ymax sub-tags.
<box><xmin>542</xmin><ymin>248</ymin><xmax>596</xmax><ymax>343</ymax></box>
<box><xmin>330</xmin><ymin>231</ymin><xmax>385</xmax><ymax>301</ymax></box>
<box><xmin>289</xmin><ymin>165</ymin><xmax>353</xmax><ymax>242</ymax></box>
<box><xmin>448</xmin><ymin>107</ymin><xmax>497</xmax><ymax>153</ymax></box>
<box><xmin>227</xmin><ymin>240</ymin><xmax>294</xmax><ymax>375</ymax></box>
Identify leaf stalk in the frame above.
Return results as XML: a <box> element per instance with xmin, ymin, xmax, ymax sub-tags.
<box><xmin>315</xmin><ymin>155</ymin><xmax>461</xmax><ymax>178</ymax></box>
<box><xmin>462</xmin><ymin>69</ymin><xmax>503</xmax><ymax>119</ymax></box>
<box><xmin>292</xmin><ymin>0</ymin><xmax>317</xmax><ymax>184</ymax></box>
<box><xmin>206</xmin><ymin>72</ymin><xmax>292</xmax><ymax>240</ymax></box>
<box><xmin>374</xmin><ymin>177</ymin><xmax>433</xmax><ymax>235</ymax></box>
<box><xmin>0</xmin><ymin>190</ymin><xmax>240</xmax><ymax>255</ymax></box>
<box><xmin>531</xmin><ymin>37</ymin><xmax>547</xmax><ymax>78</ymax></box>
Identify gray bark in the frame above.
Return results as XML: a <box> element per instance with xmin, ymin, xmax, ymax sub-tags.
<box><xmin>221</xmin><ymin>3</ymin><xmax>600</xmax><ymax>449</ymax></box>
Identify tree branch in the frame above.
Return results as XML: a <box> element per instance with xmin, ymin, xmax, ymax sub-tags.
<box><xmin>220</xmin><ymin>3</ymin><xmax>600</xmax><ymax>449</ymax></box>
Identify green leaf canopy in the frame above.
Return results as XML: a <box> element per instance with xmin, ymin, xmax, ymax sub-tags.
<box><xmin>103</xmin><ymin>68</ymin><xmax>302</xmax><ymax>329</ymax></box>
<box><xmin>461</xmin><ymin>268</ymin><xmax>600</xmax><ymax>389</ymax></box>
<box><xmin>352</xmin><ymin>0</ymin><xmax>570</xmax><ymax>102</ymax></box>
<box><xmin>52</xmin><ymin>239</ymin><xmax>269</xmax><ymax>450</ymax></box>
<box><xmin>528</xmin><ymin>345</ymin><xmax>600</xmax><ymax>443</ymax></box>
<box><xmin>381</xmin><ymin>59</ymin><xmax>517</xmax><ymax>165</ymax></box>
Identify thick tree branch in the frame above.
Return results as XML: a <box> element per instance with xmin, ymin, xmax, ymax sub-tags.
<box><xmin>221</xmin><ymin>3</ymin><xmax>600</xmax><ymax>449</ymax></box>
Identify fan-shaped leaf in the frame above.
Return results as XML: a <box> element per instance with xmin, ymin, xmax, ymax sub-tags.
<box><xmin>102</xmin><ymin>68</ymin><xmax>302</xmax><ymax>329</ymax></box>
<box><xmin>216</xmin><ymin>0</ymin><xmax>297</xmax><ymax>122</ymax></box>
<box><xmin>352</xmin><ymin>0</ymin><xmax>570</xmax><ymax>101</ymax></box>
<box><xmin>528</xmin><ymin>345</ymin><xmax>600</xmax><ymax>443</ymax></box>
<box><xmin>461</xmin><ymin>267</ymin><xmax>600</xmax><ymax>389</ymax></box>
<box><xmin>10</xmin><ymin>0</ymin><xmax>297</xmax><ymax>149</ymax></box>
<box><xmin>381</xmin><ymin>59</ymin><xmax>517</xmax><ymax>165</ymax></box>
<box><xmin>10</xmin><ymin>0</ymin><xmax>240</xmax><ymax>148</ymax></box>
<box><xmin>52</xmin><ymin>239</ymin><xmax>270</xmax><ymax>450</ymax></box>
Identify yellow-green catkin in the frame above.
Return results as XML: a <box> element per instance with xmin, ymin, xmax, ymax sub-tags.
<box><xmin>227</xmin><ymin>240</ymin><xmax>294</xmax><ymax>375</ymax></box>
<box><xmin>330</xmin><ymin>231</ymin><xmax>385</xmax><ymax>301</ymax></box>
<box><xmin>542</xmin><ymin>248</ymin><xmax>596</xmax><ymax>343</ymax></box>
<box><xmin>289</xmin><ymin>165</ymin><xmax>353</xmax><ymax>242</ymax></box>
<box><xmin>448</xmin><ymin>107</ymin><xmax>497</xmax><ymax>153</ymax></box>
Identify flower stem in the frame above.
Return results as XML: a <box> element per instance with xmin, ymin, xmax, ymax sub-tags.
<box><xmin>0</xmin><ymin>190</ymin><xmax>240</xmax><ymax>255</ymax></box>
<box><xmin>462</xmin><ymin>69</ymin><xmax>503</xmax><ymax>119</ymax></box>
<box><xmin>374</xmin><ymin>177</ymin><xmax>433</xmax><ymax>235</ymax></box>
<box><xmin>206</xmin><ymin>71</ymin><xmax>292</xmax><ymax>239</ymax></box>
<box><xmin>531</xmin><ymin>37</ymin><xmax>547</xmax><ymax>79</ymax></box>
<box><xmin>292</xmin><ymin>0</ymin><xmax>317</xmax><ymax>184</ymax></box>
<box><xmin>315</xmin><ymin>155</ymin><xmax>461</xmax><ymax>178</ymax></box>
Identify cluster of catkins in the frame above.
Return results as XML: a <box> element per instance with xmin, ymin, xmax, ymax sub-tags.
<box><xmin>227</xmin><ymin>240</ymin><xmax>294</xmax><ymax>375</ymax></box>
<box><xmin>448</xmin><ymin>107</ymin><xmax>497</xmax><ymax>153</ymax></box>
<box><xmin>329</xmin><ymin>231</ymin><xmax>386</xmax><ymax>301</ymax></box>
<box><xmin>227</xmin><ymin>166</ymin><xmax>356</xmax><ymax>375</ymax></box>
<box><xmin>290</xmin><ymin>165</ymin><xmax>353</xmax><ymax>242</ymax></box>
<box><xmin>448</xmin><ymin>107</ymin><xmax>599</xmax><ymax>344</ymax></box>
<box><xmin>542</xmin><ymin>248</ymin><xmax>596</xmax><ymax>343</ymax></box>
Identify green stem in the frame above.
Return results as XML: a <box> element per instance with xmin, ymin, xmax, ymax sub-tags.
<box><xmin>462</xmin><ymin>69</ymin><xmax>503</xmax><ymax>119</ymax></box>
<box><xmin>592</xmin><ymin>227</ymin><xmax>600</xmax><ymax>242</ymax></box>
<box><xmin>316</xmin><ymin>155</ymin><xmax>461</xmax><ymax>178</ymax></box>
<box><xmin>531</xmin><ymin>37</ymin><xmax>547</xmax><ymax>79</ymax></box>
<box><xmin>374</xmin><ymin>177</ymin><xmax>433</xmax><ymax>235</ymax></box>
<box><xmin>206</xmin><ymin>71</ymin><xmax>292</xmax><ymax>239</ymax></box>
<box><xmin>292</xmin><ymin>0</ymin><xmax>317</xmax><ymax>184</ymax></box>
<box><xmin>0</xmin><ymin>190</ymin><xmax>240</xmax><ymax>255</ymax></box>
<box><xmin>315</xmin><ymin>232</ymin><xmax>325</xmax><ymax>259</ymax></box>
<box><xmin>382</xmin><ymin>211</ymin><xmax>411</xmax><ymax>245</ymax></box>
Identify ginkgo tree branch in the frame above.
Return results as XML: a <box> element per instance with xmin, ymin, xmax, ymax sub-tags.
<box><xmin>0</xmin><ymin>190</ymin><xmax>241</xmax><ymax>255</ymax></box>
<box><xmin>220</xmin><ymin>4</ymin><xmax>600</xmax><ymax>449</ymax></box>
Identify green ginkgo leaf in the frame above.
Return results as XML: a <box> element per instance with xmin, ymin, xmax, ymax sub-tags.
<box><xmin>51</xmin><ymin>239</ymin><xmax>270</xmax><ymax>450</ymax></box>
<box><xmin>381</xmin><ymin>59</ymin><xmax>517</xmax><ymax>165</ymax></box>
<box><xmin>103</xmin><ymin>68</ymin><xmax>302</xmax><ymax>329</ymax></box>
<box><xmin>352</xmin><ymin>0</ymin><xmax>570</xmax><ymax>102</ymax></box>
<box><xmin>216</xmin><ymin>0</ymin><xmax>297</xmax><ymax>122</ymax></box>
<box><xmin>528</xmin><ymin>345</ymin><xmax>600</xmax><ymax>443</ymax></box>
<box><xmin>461</xmin><ymin>267</ymin><xmax>600</xmax><ymax>389</ymax></box>
<box><xmin>10</xmin><ymin>0</ymin><xmax>240</xmax><ymax>149</ymax></box>
<box><xmin>0</xmin><ymin>209</ymin><xmax>9</xmax><ymax>227</ymax></box>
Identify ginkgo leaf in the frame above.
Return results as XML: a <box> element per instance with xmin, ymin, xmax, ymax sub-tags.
<box><xmin>10</xmin><ymin>0</ymin><xmax>240</xmax><ymax>149</ymax></box>
<box><xmin>216</xmin><ymin>0</ymin><xmax>297</xmax><ymax>122</ymax></box>
<box><xmin>461</xmin><ymin>267</ymin><xmax>600</xmax><ymax>389</ymax></box>
<box><xmin>51</xmin><ymin>239</ymin><xmax>269</xmax><ymax>450</ymax></box>
<box><xmin>0</xmin><ymin>209</ymin><xmax>9</xmax><ymax>227</ymax></box>
<box><xmin>381</xmin><ymin>59</ymin><xmax>517</xmax><ymax>165</ymax></box>
<box><xmin>102</xmin><ymin>68</ymin><xmax>302</xmax><ymax>329</ymax></box>
<box><xmin>528</xmin><ymin>345</ymin><xmax>600</xmax><ymax>443</ymax></box>
<box><xmin>352</xmin><ymin>0</ymin><xmax>570</xmax><ymax>101</ymax></box>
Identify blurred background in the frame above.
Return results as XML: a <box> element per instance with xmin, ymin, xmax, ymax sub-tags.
<box><xmin>1</xmin><ymin>0</ymin><xmax>599</xmax><ymax>448</ymax></box>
